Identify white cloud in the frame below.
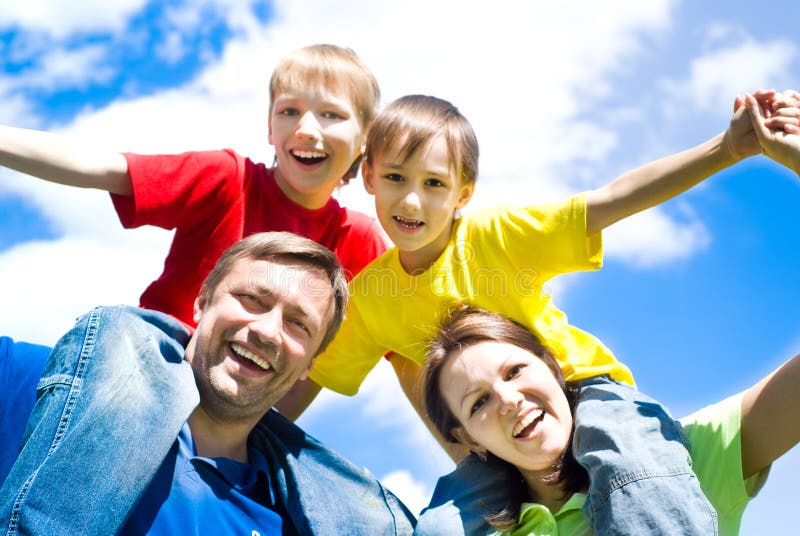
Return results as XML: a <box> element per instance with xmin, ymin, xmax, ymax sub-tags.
<box><xmin>0</xmin><ymin>0</ymin><xmax>147</xmax><ymax>38</ymax></box>
<box><xmin>661</xmin><ymin>38</ymin><xmax>798</xmax><ymax>117</ymax></box>
<box><xmin>380</xmin><ymin>470</ymin><xmax>432</xmax><ymax>517</ymax></box>
<box><xmin>603</xmin><ymin>203</ymin><xmax>711</xmax><ymax>268</ymax></box>
<box><xmin>20</xmin><ymin>44</ymin><xmax>115</xmax><ymax>91</ymax></box>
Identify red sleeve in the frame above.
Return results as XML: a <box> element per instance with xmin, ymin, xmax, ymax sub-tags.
<box><xmin>111</xmin><ymin>150</ymin><xmax>245</xmax><ymax>230</ymax></box>
<box><xmin>337</xmin><ymin>209</ymin><xmax>388</xmax><ymax>280</ymax></box>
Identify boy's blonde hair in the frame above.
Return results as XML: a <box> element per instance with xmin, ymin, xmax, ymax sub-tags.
<box><xmin>269</xmin><ymin>44</ymin><xmax>380</xmax><ymax>131</ymax></box>
<box><xmin>365</xmin><ymin>95</ymin><xmax>479</xmax><ymax>186</ymax></box>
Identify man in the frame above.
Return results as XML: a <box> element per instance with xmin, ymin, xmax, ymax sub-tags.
<box><xmin>0</xmin><ymin>232</ymin><xmax>414</xmax><ymax>535</ymax></box>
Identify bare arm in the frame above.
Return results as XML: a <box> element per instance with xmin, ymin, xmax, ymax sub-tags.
<box><xmin>273</xmin><ymin>376</ymin><xmax>323</xmax><ymax>421</ymax></box>
<box><xmin>740</xmin><ymin>353</ymin><xmax>800</xmax><ymax>479</ymax></box>
<box><xmin>585</xmin><ymin>89</ymin><xmax>776</xmax><ymax>235</ymax></box>
<box><xmin>0</xmin><ymin>125</ymin><xmax>132</xmax><ymax>195</ymax></box>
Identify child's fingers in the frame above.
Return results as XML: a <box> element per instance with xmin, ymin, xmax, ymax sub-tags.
<box><xmin>744</xmin><ymin>93</ymin><xmax>771</xmax><ymax>143</ymax></box>
<box><xmin>784</xmin><ymin>124</ymin><xmax>800</xmax><ymax>135</ymax></box>
<box><xmin>764</xmin><ymin>116</ymin><xmax>800</xmax><ymax>131</ymax></box>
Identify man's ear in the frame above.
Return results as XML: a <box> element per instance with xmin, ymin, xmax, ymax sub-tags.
<box><xmin>455</xmin><ymin>182</ymin><xmax>475</xmax><ymax>210</ymax></box>
<box><xmin>362</xmin><ymin>159</ymin><xmax>376</xmax><ymax>194</ymax></box>
<box><xmin>298</xmin><ymin>356</ymin><xmax>316</xmax><ymax>381</ymax></box>
<box><xmin>193</xmin><ymin>293</ymin><xmax>208</xmax><ymax>325</ymax></box>
<box><xmin>451</xmin><ymin>426</ymin><xmax>485</xmax><ymax>456</ymax></box>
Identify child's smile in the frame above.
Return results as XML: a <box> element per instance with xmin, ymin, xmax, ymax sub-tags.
<box><xmin>269</xmin><ymin>86</ymin><xmax>365</xmax><ymax>209</ymax></box>
<box><xmin>364</xmin><ymin>134</ymin><xmax>473</xmax><ymax>273</ymax></box>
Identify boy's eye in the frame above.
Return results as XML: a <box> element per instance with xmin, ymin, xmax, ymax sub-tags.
<box><xmin>470</xmin><ymin>395</ymin><xmax>488</xmax><ymax>416</ymax></box>
<box><xmin>383</xmin><ymin>173</ymin><xmax>404</xmax><ymax>182</ymax></box>
<box><xmin>278</xmin><ymin>107</ymin><xmax>299</xmax><ymax>117</ymax></box>
<box><xmin>506</xmin><ymin>364</ymin><xmax>525</xmax><ymax>380</ymax></box>
<box><xmin>425</xmin><ymin>178</ymin><xmax>445</xmax><ymax>188</ymax></box>
<box><xmin>321</xmin><ymin>111</ymin><xmax>342</xmax><ymax>120</ymax></box>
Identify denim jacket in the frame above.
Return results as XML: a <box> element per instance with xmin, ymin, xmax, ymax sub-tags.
<box><xmin>0</xmin><ymin>306</ymin><xmax>415</xmax><ymax>535</ymax></box>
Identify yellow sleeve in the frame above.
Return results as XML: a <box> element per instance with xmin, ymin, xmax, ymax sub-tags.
<box><xmin>473</xmin><ymin>193</ymin><xmax>602</xmax><ymax>279</ymax></box>
<box><xmin>308</xmin><ymin>283</ymin><xmax>388</xmax><ymax>396</ymax></box>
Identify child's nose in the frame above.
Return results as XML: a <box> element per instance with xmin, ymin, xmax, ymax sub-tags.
<box><xmin>296</xmin><ymin>112</ymin><xmax>321</xmax><ymax>140</ymax></box>
<box><xmin>401</xmin><ymin>189</ymin><xmax>421</xmax><ymax>210</ymax></box>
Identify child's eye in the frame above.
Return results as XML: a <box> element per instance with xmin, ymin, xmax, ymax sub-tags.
<box><xmin>425</xmin><ymin>178</ymin><xmax>445</xmax><ymax>187</ymax></box>
<box><xmin>321</xmin><ymin>111</ymin><xmax>342</xmax><ymax>120</ymax></box>
<box><xmin>383</xmin><ymin>173</ymin><xmax>404</xmax><ymax>182</ymax></box>
<box><xmin>278</xmin><ymin>107</ymin><xmax>299</xmax><ymax>117</ymax></box>
<box><xmin>506</xmin><ymin>364</ymin><xmax>525</xmax><ymax>380</ymax></box>
<box><xmin>470</xmin><ymin>395</ymin><xmax>488</xmax><ymax>416</ymax></box>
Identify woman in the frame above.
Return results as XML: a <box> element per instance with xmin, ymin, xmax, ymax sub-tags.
<box><xmin>422</xmin><ymin>305</ymin><xmax>800</xmax><ymax>535</ymax></box>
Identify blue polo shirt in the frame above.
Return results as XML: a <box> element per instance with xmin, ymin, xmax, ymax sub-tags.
<box><xmin>121</xmin><ymin>423</ymin><xmax>295</xmax><ymax>535</ymax></box>
<box><xmin>0</xmin><ymin>337</ymin><xmax>50</xmax><ymax>483</ymax></box>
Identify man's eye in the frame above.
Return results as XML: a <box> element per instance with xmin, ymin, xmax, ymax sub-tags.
<box><xmin>470</xmin><ymin>395</ymin><xmax>487</xmax><ymax>416</ymax></box>
<box><xmin>506</xmin><ymin>364</ymin><xmax>525</xmax><ymax>380</ymax></box>
<box><xmin>289</xmin><ymin>319</ymin><xmax>311</xmax><ymax>336</ymax></box>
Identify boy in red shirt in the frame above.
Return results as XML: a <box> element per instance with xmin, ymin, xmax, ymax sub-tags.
<box><xmin>0</xmin><ymin>44</ymin><xmax>386</xmax><ymax>327</ymax></box>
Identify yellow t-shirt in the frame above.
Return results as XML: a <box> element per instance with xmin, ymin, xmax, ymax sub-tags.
<box><xmin>498</xmin><ymin>393</ymin><xmax>769</xmax><ymax>536</ymax></box>
<box><xmin>309</xmin><ymin>194</ymin><xmax>634</xmax><ymax>395</ymax></box>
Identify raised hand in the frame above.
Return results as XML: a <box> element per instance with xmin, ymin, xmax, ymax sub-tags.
<box><xmin>726</xmin><ymin>89</ymin><xmax>777</xmax><ymax>160</ymax></box>
<box><xmin>745</xmin><ymin>91</ymin><xmax>800</xmax><ymax>175</ymax></box>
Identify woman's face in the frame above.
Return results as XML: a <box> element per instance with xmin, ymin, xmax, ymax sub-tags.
<box><xmin>442</xmin><ymin>341</ymin><xmax>573</xmax><ymax>474</ymax></box>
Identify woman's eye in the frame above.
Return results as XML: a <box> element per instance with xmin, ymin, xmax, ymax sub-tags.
<box><xmin>470</xmin><ymin>395</ymin><xmax>487</xmax><ymax>416</ymax></box>
<box><xmin>506</xmin><ymin>364</ymin><xmax>525</xmax><ymax>380</ymax></box>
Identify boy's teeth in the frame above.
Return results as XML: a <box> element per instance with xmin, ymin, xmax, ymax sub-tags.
<box><xmin>513</xmin><ymin>409</ymin><xmax>544</xmax><ymax>438</ymax></box>
<box><xmin>394</xmin><ymin>216</ymin><xmax>423</xmax><ymax>228</ymax></box>
<box><xmin>231</xmin><ymin>344</ymin><xmax>271</xmax><ymax>371</ymax></box>
<box><xmin>292</xmin><ymin>149</ymin><xmax>326</xmax><ymax>158</ymax></box>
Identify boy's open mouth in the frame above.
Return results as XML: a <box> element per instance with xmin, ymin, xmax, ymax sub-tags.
<box><xmin>393</xmin><ymin>216</ymin><xmax>424</xmax><ymax>229</ymax></box>
<box><xmin>291</xmin><ymin>149</ymin><xmax>328</xmax><ymax>165</ymax></box>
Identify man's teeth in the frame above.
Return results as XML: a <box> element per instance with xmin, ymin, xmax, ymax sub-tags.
<box><xmin>513</xmin><ymin>409</ymin><xmax>544</xmax><ymax>438</ymax></box>
<box><xmin>231</xmin><ymin>344</ymin><xmax>271</xmax><ymax>371</ymax></box>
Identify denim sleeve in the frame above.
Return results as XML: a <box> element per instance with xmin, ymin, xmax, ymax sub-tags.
<box><xmin>573</xmin><ymin>376</ymin><xmax>718</xmax><ymax>535</ymax></box>
<box><xmin>415</xmin><ymin>453</ymin><xmax>515</xmax><ymax>536</ymax></box>
<box><xmin>0</xmin><ymin>306</ymin><xmax>199</xmax><ymax>536</ymax></box>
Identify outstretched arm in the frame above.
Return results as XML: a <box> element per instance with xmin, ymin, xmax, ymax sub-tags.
<box><xmin>0</xmin><ymin>125</ymin><xmax>132</xmax><ymax>195</ymax></box>
<box><xmin>585</xmin><ymin>89</ymin><xmax>776</xmax><ymax>235</ymax></box>
<box><xmin>740</xmin><ymin>352</ymin><xmax>800</xmax><ymax>478</ymax></box>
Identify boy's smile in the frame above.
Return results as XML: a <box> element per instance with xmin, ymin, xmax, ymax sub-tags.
<box><xmin>364</xmin><ymin>134</ymin><xmax>473</xmax><ymax>273</ymax></box>
<box><xmin>269</xmin><ymin>86</ymin><xmax>366</xmax><ymax>210</ymax></box>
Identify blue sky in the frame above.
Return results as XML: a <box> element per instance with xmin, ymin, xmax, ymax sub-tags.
<box><xmin>1</xmin><ymin>0</ymin><xmax>798</xmax><ymax>532</ymax></box>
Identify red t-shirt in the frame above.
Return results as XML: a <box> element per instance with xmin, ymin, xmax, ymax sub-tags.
<box><xmin>112</xmin><ymin>149</ymin><xmax>386</xmax><ymax>327</ymax></box>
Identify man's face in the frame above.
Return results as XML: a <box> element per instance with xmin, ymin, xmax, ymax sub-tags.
<box><xmin>187</xmin><ymin>257</ymin><xmax>334</xmax><ymax>423</ymax></box>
